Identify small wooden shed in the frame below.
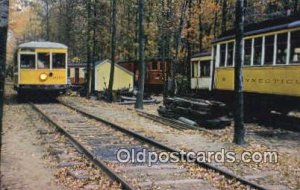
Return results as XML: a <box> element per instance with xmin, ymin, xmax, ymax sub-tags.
<box><xmin>94</xmin><ymin>59</ymin><xmax>134</xmax><ymax>92</ymax></box>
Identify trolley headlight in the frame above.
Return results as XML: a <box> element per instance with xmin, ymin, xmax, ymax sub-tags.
<box><xmin>40</xmin><ymin>73</ymin><xmax>48</xmax><ymax>81</ymax></box>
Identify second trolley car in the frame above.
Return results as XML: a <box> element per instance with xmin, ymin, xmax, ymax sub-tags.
<box><xmin>211</xmin><ymin>14</ymin><xmax>300</xmax><ymax>113</ymax></box>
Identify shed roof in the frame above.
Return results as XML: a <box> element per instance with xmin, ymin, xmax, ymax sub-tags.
<box><xmin>68</xmin><ymin>62</ymin><xmax>87</xmax><ymax>68</ymax></box>
<box><xmin>214</xmin><ymin>13</ymin><xmax>300</xmax><ymax>43</ymax></box>
<box><xmin>19</xmin><ymin>41</ymin><xmax>68</xmax><ymax>49</ymax></box>
<box><xmin>95</xmin><ymin>59</ymin><xmax>133</xmax><ymax>76</ymax></box>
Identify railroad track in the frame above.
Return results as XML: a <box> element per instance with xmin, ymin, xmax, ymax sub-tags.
<box><xmin>135</xmin><ymin>110</ymin><xmax>222</xmax><ymax>138</ymax></box>
<box><xmin>31</xmin><ymin>102</ymin><xmax>268</xmax><ymax>190</ymax></box>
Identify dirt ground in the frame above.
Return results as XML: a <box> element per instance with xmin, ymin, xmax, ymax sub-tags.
<box><xmin>1</xmin><ymin>84</ymin><xmax>63</xmax><ymax>190</ymax></box>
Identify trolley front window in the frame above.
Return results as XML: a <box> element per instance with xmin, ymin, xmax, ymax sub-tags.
<box><xmin>290</xmin><ymin>30</ymin><xmax>300</xmax><ymax>64</ymax></box>
<box><xmin>20</xmin><ymin>54</ymin><xmax>35</xmax><ymax>69</ymax></box>
<box><xmin>38</xmin><ymin>53</ymin><xmax>50</xmax><ymax>69</ymax></box>
<box><xmin>53</xmin><ymin>53</ymin><xmax>66</xmax><ymax>68</ymax></box>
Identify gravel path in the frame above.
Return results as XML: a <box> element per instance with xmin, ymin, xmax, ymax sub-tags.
<box><xmin>1</xmin><ymin>87</ymin><xmax>62</xmax><ymax>190</ymax></box>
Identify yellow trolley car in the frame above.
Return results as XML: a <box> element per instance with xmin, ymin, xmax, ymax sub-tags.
<box><xmin>14</xmin><ymin>41</ymin><xmax>68</xmax><ymax>98</ymax></box>
<box><xmin>211</xmin><ymin>14</ymin><xmax>300</xmax><ymax>113</ymax></box>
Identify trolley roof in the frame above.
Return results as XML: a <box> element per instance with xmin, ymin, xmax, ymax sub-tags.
<box><xmin>192</xmin><ymin>52</ymin><xmax>211</xmax><ymax>58</ymax></box>
<box><xmin>214</xmin><ymin>13</ymin><xmax>300</xmax><ymax>43</ymax></box>
<box><xmin>18</xmin><ymin>41</ymin><xmax>68</xmax><ymax>49</ymax></box>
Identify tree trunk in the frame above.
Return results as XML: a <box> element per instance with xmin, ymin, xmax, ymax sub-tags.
<box><xmin>221</xmin><ymin>0</ymin><xmax>227</xmax><ymax>33</ymax></box>
<box><xmin>135</xmin><ymin>0</ymin><xmax>145</xmax><ymax>109</ymax></box>
<box><xmin>186</xmin><ymin>0</ymin><xmax>192</xmax><ymax>87</ymax></box>
<box><xmin>91</xmin><ymin>0</ymin><xmax>97</xmax><ymax>92</ymax></box>
<box><xmin>86</xmin><ymin>0</ymin><xmax>92</xmax><ymax>98</ymax></box>
<box><xmin>213</xmin><ymin>0</ymin><xmax>220</xmax><ymax>37</ymax></box>
<box><xmin>294</xmin><ymin>0</ymin><xmax>298</xmax><ymax>14</ymax></box>
<box><xmin>45</xmin><ymin>0</ymin><xmax>50</xmax><ymax>41</ymax></box>
<box><xmin>108</xmin><ymin>0</ymin><xmax>117</xmax><ymax>102</ymax></box>
<box><xmin>233</xmin><ymin>0</ymin><xmax>246</xmax><ymax>145</ymax></box>
<box><xmin>0</xmin><ymin>0</ymin><xmax>9</xmax><ymax>168</ymax></box>
<box><xmin>170</xmin><ymin>0</ymin><xmax>188</xmax><ymax>96</ymax></box>
<box><xmin>198</xmin><ymin>0</ymin><xmax>203</xmax><ymax>52</ymax></box>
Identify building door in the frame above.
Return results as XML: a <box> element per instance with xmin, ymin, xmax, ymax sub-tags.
<box><xmin>75</xmin><ymin>68</ymin><xmax>79</xmax><ymax>84</ymax></box>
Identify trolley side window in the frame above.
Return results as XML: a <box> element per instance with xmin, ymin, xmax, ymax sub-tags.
<box><xmin>253</xmin><ymin>37</ymin><xmax>263</xmax><ymax>65</ymax></box>
<box><xmin>276</xmin><ymin>33</ymin><xmax>288</xmax><ymax>65</ymax></box>
<box><xmin>220</xmin><ymin>44</ymin><xmax>226</xmax><ymax>67</ymax></box>
<box><xmin>264</xmin><ymin>35</ymin><xmax>275</xmax><ymax>65</ymax></box>
<box><xmin>20</xmin><ymin>54</ymin><xmax>35</xmax><ymax>69</ymax></box>
<box><xmin>290</xmin><ymin>30</ymin><xmax>300</xmax><ymax>64</ymax></box>
<box><xmin>244</xmin><ymin>39</ymin><xmax>252</xmax><ymax>66</ymax></box>
<box><xmin>53</xmin><ymin>53</ymin><xmax>66</xmax><ymax>68</ymax></box>
<box><xmin>227</xmin><ymin>42</ymin><xmax>234</xmax><ymax>66</ymax></box>
<box><xmin>200</xmin><ymin>61</ymin><xmax>210</xmax><ymax>78</ymax></box>
<box><xmin>37</xmin><ymin>53</ymin><xmax>50</xmax><ymax>69</ymax></box>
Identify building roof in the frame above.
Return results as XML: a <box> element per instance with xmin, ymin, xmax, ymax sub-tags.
<box><xmin>95</xmin><ymin>59</ymin><xmax>133</xmax><ymax>76</ymax></box>
<box><xmin>19</xmin><ymin>41</ymin><xmax>68</xmax><ymax>49</ymax></box>
<box><xmin>192</xmin><ymin>52</ymin><xmax>211</xmax><ymax>58</ymax></box>
<box><xmin>117</xmin><ymin>58</ymin><xmax>172</xmax><ymax>65</ymax></box>
<box><xmin>214</xmin><ymin>13</ymin><xmax>300</xmax><ymax>43</ymax></box>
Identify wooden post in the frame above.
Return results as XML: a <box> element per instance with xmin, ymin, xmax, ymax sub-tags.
<box><xmin>0</xmin><ymin>0</ymin><xmax>9</xmax><ymax>169</ymax></box>
<box><xmin>233</xmin><ymin>0</ymin><xmax>246</xmax><ymax>145</ymax></box>
<box><xmin>108</xmin><ymin>0</ymin><xmax>117</xmax><ymax>102</ymax></box>
<box><xmin>135</xmin><ymin>0</ymin><xmax>145</xmax><ymax>109</ymax></box>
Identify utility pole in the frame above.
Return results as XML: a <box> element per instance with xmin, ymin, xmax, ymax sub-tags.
<box><xmin>0</xmin><ymin>0</ymin><xmax>9</xmax><ymax>173</ymax></box>
<box><xmin>233</xmin><ymin>0</ymin><xmax>246</xmax><ymax>145</ymax></box>
<box><xmin>135</xmin><ymin>0</ymin><xmax>145</xmax><ymax>109</ymax></box>
<box><xmin>108</xmin><ymin>0</ymin><xmax>117</xmax><ymax>102</ymax></box>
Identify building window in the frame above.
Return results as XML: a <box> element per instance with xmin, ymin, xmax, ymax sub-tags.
<box><xmin>264</xmin><ymin>35</ymin><xmax>274</xmax><ymax>65</ymax></box>
<box><xmin>276</xmin><ymin>33</ymin><xmax>288</xmax><ymax>64</ymax></box>
<box><xmin>20</xmin><ymin>54</ymin><xmax>35</xmax><ymax>69</ymax></box>
<box><xmin>53</xmin><ymin>53</ymin><xmax>66</xmax><ymax>68</ymax></box>
<box><xmin>290</xmin><ymin>30</ymin><xmax>300</xmax><ymax>64</ymax></box>
<box><xmin>244</xmin><ymin>39</ymin><xmax>252</xmax><ymax>66</ymax></box>
<box><xmin>37</xmin><ymin>53</ymin><xmax>50</xmax><ymax>69</ymax></box>
<box><xmin>227</xmin><ymin>42</ymin><xmax>234</xmax><ymax>66</ymax></box>
<box><xmin>67</xmin><ymin>68</ymin><xmax>70</xmax><ymax>77</ymax></box>
<box><xmin>253</xmin><ymin>37</ymin><xmax>263</xmax><ymax>65</ymax></box>
<box><xmin>200</xmin><ymin>61</ymin><xmax>211</xmax><ymax>78</ymax></box>
<box><xmin>220</xmin><ymin>44</ymin><xmax>226</xmax><ymax>67</ymax></box>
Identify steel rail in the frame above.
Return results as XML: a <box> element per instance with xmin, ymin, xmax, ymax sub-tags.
<box><xmin>59</xmin><ymin>100</ymin><xmax>269</xmax><ymax>190</ymax></box>
<box><xmin>30</xmin><ymin>103</ymin><xmax>135</xmax><ymax>190</ymax></box>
